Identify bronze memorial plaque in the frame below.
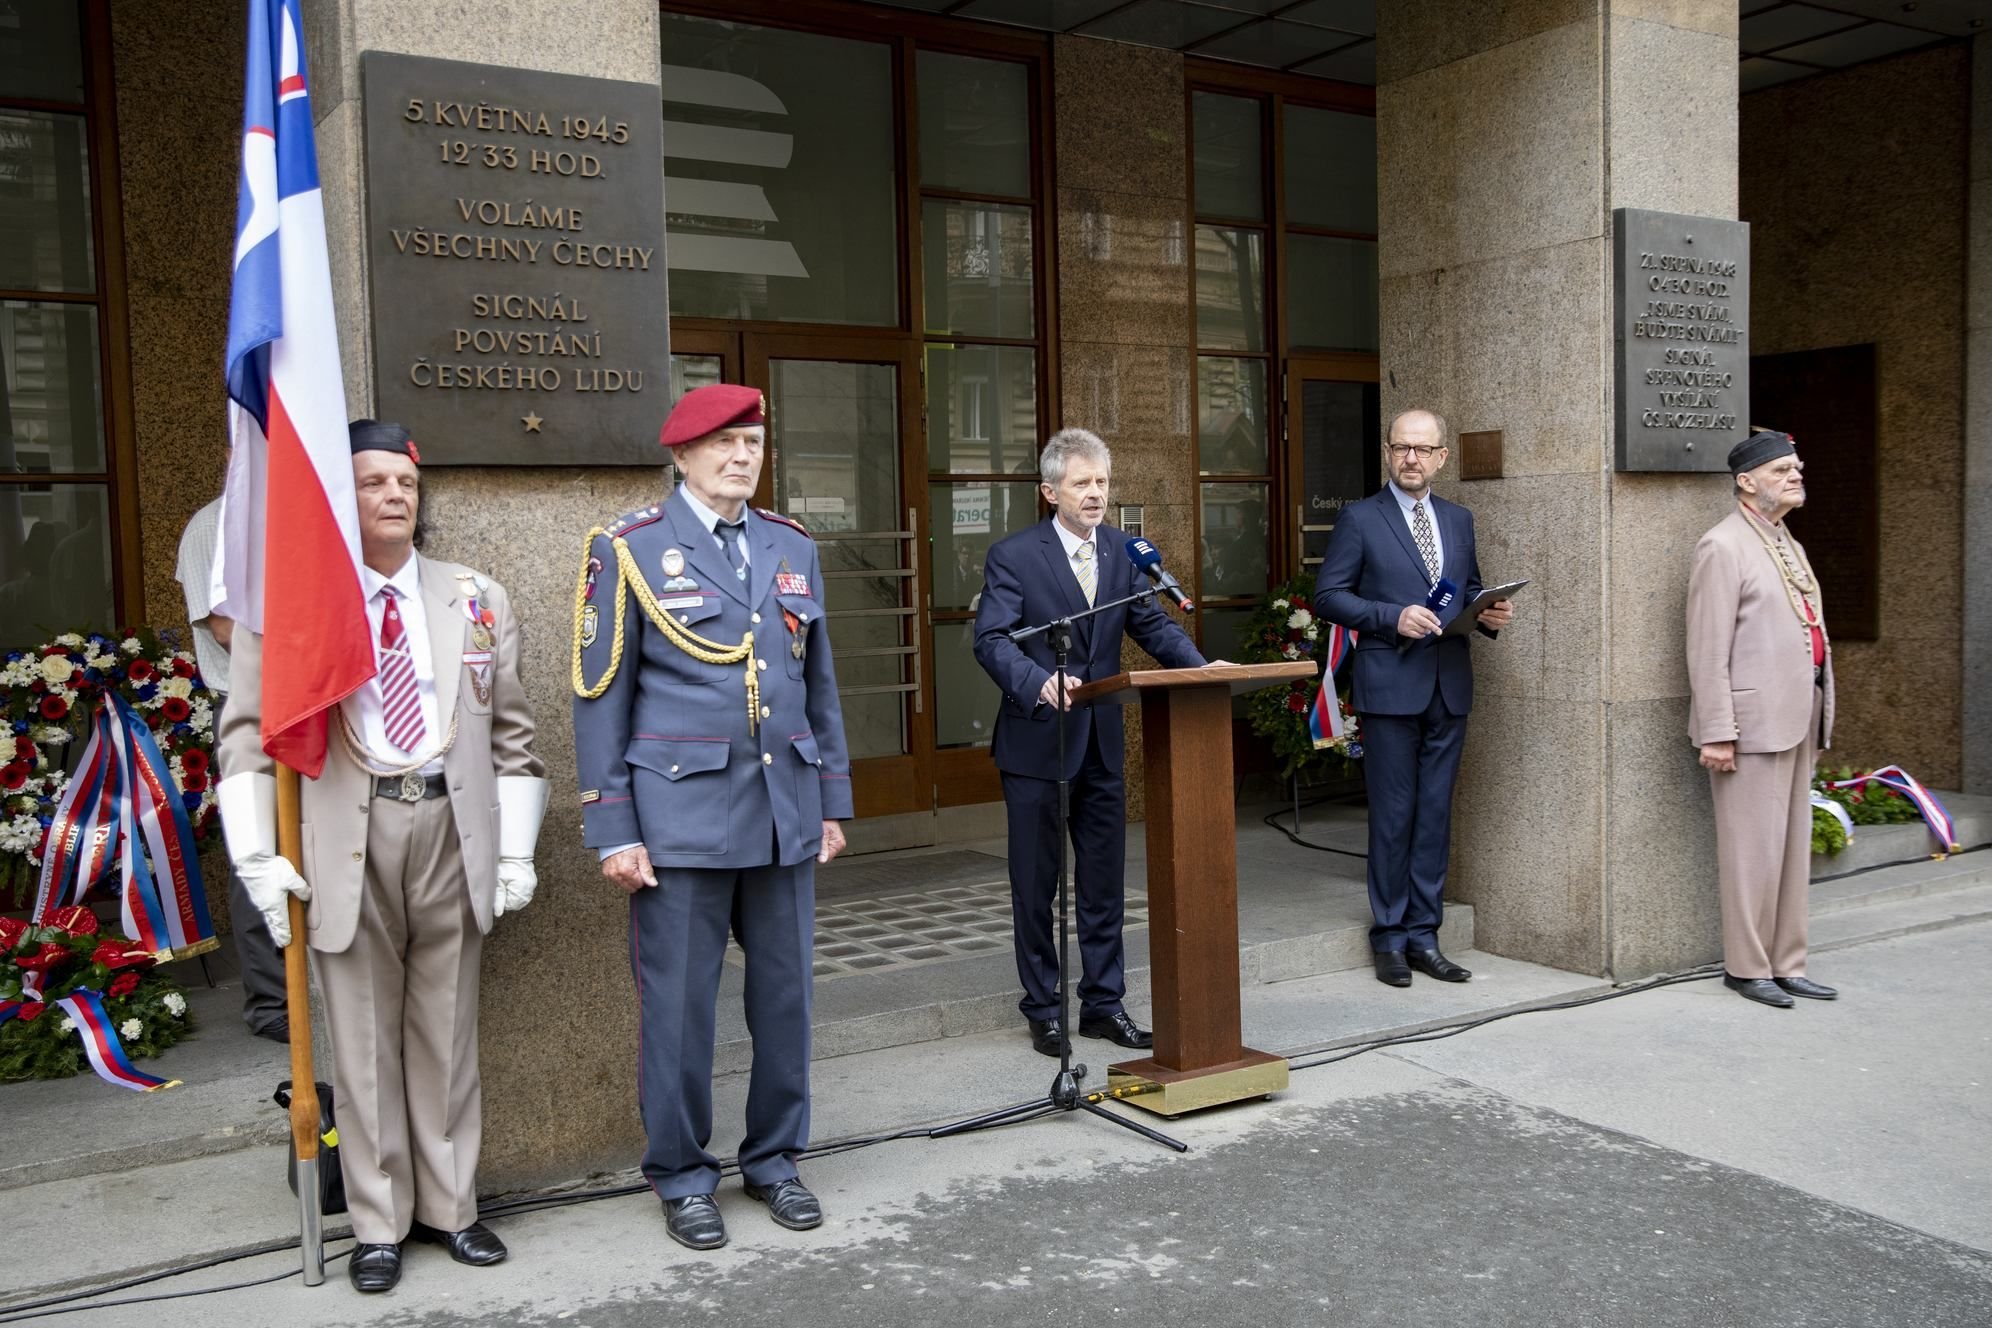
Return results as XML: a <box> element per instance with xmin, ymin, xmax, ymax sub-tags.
<box><xmin>361</xmin><ymin>52</ymin><xmax>668</xmax><ymax>465</ymax></box>
<box><xmin>1612</xmin><ymin>208</ymin><xmax>1748</xmax><ymax>473</ymax></box>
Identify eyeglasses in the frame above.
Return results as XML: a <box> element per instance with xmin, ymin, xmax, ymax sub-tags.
<box><xmin>1386</xmin><ymin>444</ymin><xmax>1444</xmax><ymax>460</ymax></box>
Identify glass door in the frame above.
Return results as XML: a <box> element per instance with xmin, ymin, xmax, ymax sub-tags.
<box><xmin>747</xmin><ymin>333</ymin><xmax>932</xmax><ymax>819</ymax></box>
<box><xmin>1285</xmin><ymin>355</ymin><xmax>1380</xmax><ymax>576</ymax></box>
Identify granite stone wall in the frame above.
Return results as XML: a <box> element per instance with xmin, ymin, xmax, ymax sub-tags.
<box><xmin>1377</xmin><ymin>0</ymin><xmax>1738</xmax><ymax>977</ymax></box>
<box><xmin>1052</xmin><ymin>36</ymin><xmax>1198</xmax><ymax>822</ymax></box>
<box><xmin>110</xmin><ymin>0</ymin><xmax>664</xmax><ymax>1192</ymax></box>
<box><xmin>1742</xmin><ymin>43</ymin><xmax>1971</xmax><ymax>791</ymax></box>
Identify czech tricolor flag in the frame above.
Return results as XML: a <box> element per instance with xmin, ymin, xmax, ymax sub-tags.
<box><xmin>213</xmin><ymin>0</ymin><xmax>373</xmax><ymax>777</ymax></box>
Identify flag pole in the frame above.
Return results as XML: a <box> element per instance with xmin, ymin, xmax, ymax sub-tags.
<box><xmin>277</xmin><ymin>761</ymin><xmax>324</xmax><ymax>1286</ymax></box>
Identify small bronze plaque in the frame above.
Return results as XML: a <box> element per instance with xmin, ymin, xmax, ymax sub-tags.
<box><xmin>362</xmin><ymin>52</ymin><xmax>669</xmax><ymax>465</ymax></box>
<box><xmin>1459</xmin><ymin>430</ymin><xmax>1503</xmax><ymax>480</ymax></box>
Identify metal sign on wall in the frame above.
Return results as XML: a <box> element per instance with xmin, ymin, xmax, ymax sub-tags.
<box><xmin>361</xmin><ymin>52</ymin><xmax>668</xmax><ymax>465</ymax></box>
<box><xmin>1612</xmin><ymin>208</ymin><xmax>1749</xmax><ymax>472</ymax></box>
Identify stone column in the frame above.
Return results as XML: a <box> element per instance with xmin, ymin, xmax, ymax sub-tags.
<box><xmin>1052</xmin><ymin>36</ymin><xmax>1196</xmax><ymax>820</ymax></box>
<box><xmin>301</xmin><ymin>0</ymin><xmax>664</xmax><ymax>1188</ymax></box>
<box><xmin>1968</xmin><ymin>33</ymin><xmax>1992</xmax><ymax>796</ymax></box>
<box><xmin>1376</xmin><ymin>1</ymin><xmax>1738</xmax><ymax>977</ymax></box>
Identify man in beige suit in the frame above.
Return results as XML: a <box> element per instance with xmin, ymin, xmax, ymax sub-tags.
<box><xmin>1686</xmin><ymin>429</ymin><xmax>1837</xmax><ymax>1010</ymax></box>
<box><xmin>216</xmin><ymin>420</ymin><xmax>548</xmax><ymax>1292</ymax></box>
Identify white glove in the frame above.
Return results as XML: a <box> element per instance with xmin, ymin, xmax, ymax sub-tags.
<box><xmin>493</xmin><ymin>775</ymin><xmax>549</xmax><ymax>921</ymax></box>
<box><xmin>217</xmin><ymin>772</ymin><xmax>310</xmax><ymax>947</ymax></box>
<box><xmin>495</xmin><ymin>858</ymin><xmax>537</xmax><ymax>917</ymax></box>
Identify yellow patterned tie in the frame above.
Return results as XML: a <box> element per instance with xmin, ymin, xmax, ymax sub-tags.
<box><xmin>1074</xmin><ymin>540</ymin><xmax>1096</xmax><ymax>606</ymax></box>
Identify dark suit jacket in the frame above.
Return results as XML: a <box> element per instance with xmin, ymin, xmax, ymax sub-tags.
<box><xmin>973</xmin><ymin>519</ymin><xmax>1205</xmax><ymax>779</ymax></box>
<box><xmin>1312</xmin><ymin>488</ymin><xmax>1489</xmax><ymax>718</ymax></box>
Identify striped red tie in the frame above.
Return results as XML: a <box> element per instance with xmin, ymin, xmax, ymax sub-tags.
<box><xmin>377</xmin><ymin>586</ymin><xmax>427</xmax><ymax>753</ymax></box>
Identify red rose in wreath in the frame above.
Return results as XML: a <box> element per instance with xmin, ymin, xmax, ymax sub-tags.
<box><xmin>160</xmin><ymin>697</ymin><xmax>192</xmax><ymax>723</ymax></box>
<box><xmin>170</xmin><ymin>658</ymin><xmax>195</xmax><ymax>679</ymax></box>
<box><xmin>0</xmin><ymin>762</ymin><xmax>27</xmax><ymax>791</ymax></box>
<box><xmin>38</xmin><ymin>695</ymin><xmax>68</xmax><ymax>720</ymax></box>
<box><xmin>108</xmin><ymin>970</ymin><xmax>141</xmax><ymax>998</ymax></box>
<box><xmin>15</xmin><ymin>1001</ymin><xmax>46</xmax><ymax>1023</ymax></box>
<box><xmin>48</xmin><ymin>905</ymin><xmax>98</xmax><ymax>936</ymax></box>
<box><xmin>127</xmin><ymin>658</ymin><xmax>155</xmax><ymax>682</ymax></box>
<box><xmin>0</xmin><ymin>916</ymin><xmax>28</xmax><ymax>950</ymax></box>
<box><xmin>181</xmin><ymin>748</ymin><xmax>209</xmax><ymax>775</ymax></box>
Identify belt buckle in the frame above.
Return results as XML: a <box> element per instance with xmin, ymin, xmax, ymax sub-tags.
<box><xmin>397</xmin><ymin>772</ymin><xmax>425</xmax><ymax>803</ymax></box>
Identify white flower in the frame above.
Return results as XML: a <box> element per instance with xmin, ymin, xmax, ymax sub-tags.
<box><xmin>58</xmin><ymin>1016</ymin><xmax>76</xmax><ymax>1035</ymax></box>
<box><xmin>163</xmin><ymin>993</ymin><xmax>187</xmax><ymax>1017</ymax></box>
<box><xmin>54</xmin><ymin>633</ymin><xmax>84</xmax><ymax>649</ymax></box>
<box><xmin>84</xmin><ymin>652</ymin><xmax>113</xmax><ymax>672</ymax></box>
<box><xmin>1286</xmin><ymin>608</ymin><xmax>1313</xmax><ymax>631</ymax></box>
<box><xmin>38</xmin><ymin>654</ymin><xmax>74</xmax><ymax>685</ymax></box>
<box><xmin>1271</xmin><ymin>598</ymin><xmax>1290</xmax><ymax>610</ymax></box>
<box><xmin>120</xmin><ymin>1018</ymin><xmax>143</xmax><ymax>1040</ymax></box>
<box><xmin>121</xmin><ymin>637</ymin><xmax>143</xmax><ymax>655</ymax></box>
<box><xmin>1304</xmin><ymin>625</ymin><xmax>1319</xmax><ymax>642</ymax></box>
<box><xmin>37</xmin><ymin>727</ymin><xmax>70</xmax><ymax>746</ymax></box>
<box><xmin>1282</xmin><ymin>643</ymin><xmax>1302</xmax><ymax>659</ymax></box>
<box><xmin>0</xmin><ymin>734</ymin><xmax>14</xmax><ymax>763</ymax></box>
<box><xmin>160</xmin><ymin>677</ymin><xmax>194</xmax><ymax>701</ymax></box>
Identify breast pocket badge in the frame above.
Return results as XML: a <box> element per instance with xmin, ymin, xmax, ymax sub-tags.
<box><xmin>463</xmin><ymin>648</ymin><xmax>495</xmax><ymax>707</ymax></box>
<box><xmin>580</xmin><ymin>603</ymin><xmax>599</xmax><ymax>649</ymax></box>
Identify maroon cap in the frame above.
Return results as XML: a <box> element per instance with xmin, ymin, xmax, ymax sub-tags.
<box><xmin>659</xmin><ymin>384</ymin><xmax>765</xmax><ymax>448</ymax></box>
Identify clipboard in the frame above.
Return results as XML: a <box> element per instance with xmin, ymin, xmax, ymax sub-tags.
<box><xmin>1441</xmin><ymin>579</ymin><xmax>1529</xmax><ymax>636</ymax></box>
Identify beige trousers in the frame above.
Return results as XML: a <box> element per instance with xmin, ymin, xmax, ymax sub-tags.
<box><xmin>314</xmin><ymin>794</ymin><xmax>483</xmax><ymax>1245</ymax></box>
<box><xmin>1709</xmin><ymin>685</ymin><xmax>1822</xmax><ymax>979</ymax></box>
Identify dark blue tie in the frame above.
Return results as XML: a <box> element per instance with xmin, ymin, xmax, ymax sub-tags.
<box><xmin>717</xmin><ymin>519</ymin><xmax>747</xmax><ymax>582</ymax></box>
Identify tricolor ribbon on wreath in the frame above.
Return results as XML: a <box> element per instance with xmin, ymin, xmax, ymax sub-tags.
<box><xmin>1819</xmin><ymin>765</ymin><xmax>1962</xmax><ymax>856</ymax></box>
<box><xmin>9</xmin><ymin>692</ymin><xmax>216</xmax><ymax>1091</ymax></box>
<box><xmin>1309</xmin><ymin>624</ymin><xmax>1358</xmax><ymax>748</ymax></box>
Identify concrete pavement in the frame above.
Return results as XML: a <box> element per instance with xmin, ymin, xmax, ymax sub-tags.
<box><xmin>5</xmin><ymin>913</ymin><xmax>1987</xmax><ymax>1327</ymax></box>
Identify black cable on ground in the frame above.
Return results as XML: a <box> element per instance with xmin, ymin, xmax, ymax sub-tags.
<box><xmin>0</xmin><ymin>965</ymin><xmax>1723</xmax><ymax>1321</ymax></box>
<box><xmin>1261</xmin><ymin>791</ymin><xmax>1370</xmax><ymax>859</ymax></box>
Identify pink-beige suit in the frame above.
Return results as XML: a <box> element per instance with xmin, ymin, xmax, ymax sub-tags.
<box><xmin>217</xmin><ymin>554</ymin><xmax>542</xmax><ymax>1245</ymax></box>
<box><xmin>1686</xmin><ymin>508</ymin><xmax>1835</xmax><ymax>978</ymax></box>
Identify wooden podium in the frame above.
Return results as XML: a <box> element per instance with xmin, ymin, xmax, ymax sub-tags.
<box><xmin>1072</xmin><ymin>661</ymin><xmax>1318</xmax><ymax>1116</ymax></box>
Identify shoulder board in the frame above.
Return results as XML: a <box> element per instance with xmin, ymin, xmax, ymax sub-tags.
<box><xmin>754</xmin><ymin>508</ymin><xmax>812</xmax><ymax>538</ymax></box>
<box><xmin>605</xmin><ymin>505</ymin><xmax>665</xmax><ymax>539</ymax></box>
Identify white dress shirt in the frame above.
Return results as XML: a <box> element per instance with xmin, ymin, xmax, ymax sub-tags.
<box><xmin>1388</xmin><ymin>480</ymin><xmax>1445</xmax><ymax>583</ymax></box>
<box><xmin>1051</xmin><ymin>515</ymin><xmax>1097</xmax><ymax>586</ymax></box>
<box><xmin>174</xmin><ymin>497</ymin><xmax>231</xmax><ymax>694</ymax></box>
<box><xmin>344</xmin><ymin>553</ymin><xmax>445</xmax><ymax>777</ymax></box>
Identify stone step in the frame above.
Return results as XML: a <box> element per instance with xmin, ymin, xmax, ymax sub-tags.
<box><xmin>1812</xmin><ymin>789</ymin><xmax>1992</xmax><ymax>881</ymax></box>
<box><xmin>1809</xmin><ymin>847</ymin><xmax>1992</xmax><ymax>916</ymax></box>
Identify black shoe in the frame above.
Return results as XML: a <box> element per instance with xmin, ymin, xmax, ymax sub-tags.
<box><xmin>662</xmin><ymin>1194</ymin><xmax>727</xmax><ymax>1250</ymax></box>
<box><xmin>1776</xmin><ymin>976</ymin><xmax>1838</xmax><ymax>1001</ymax></box>
<box><xmin>1027</xmin><ymin>1017</ymin><xmax>1066</xmax><ymax>1058</ymax></box>
<box><xmin>250</xmin><ymin>1020</ymin><xmax>290</xmax><ymax>1044</ymax></box>
<box><xmin>1724</xmin><ymin>973</ymin><xmax>1794</xmax><ymax>1008</ymax></box>
<box><xmin>409</xmin><ymin>1220</ymin><xmax>507</xmax><ymax>1265</ymax></box>
<box><xmin>348</xmin><ymin>1242</ymin><xmax>402</xmax><ymax>1293</ymax></box>
<box><xmin>744</xmin><ymin>1177</ymin><xmax>824</xmax><ymax>1231</ymax></box>
<box><xmin>1079</xmin><ymin>1011</ymin><xmax>1154</xmax><ymax>1049</ymax></box>
<box><xmin>1373</xmin><ymin>951</ymin><xmax>1412</xmax><ymax>987</ymax></box>
<box><xmin>1407</xmin><ymin>947</ymin><xmax>1471</xmax><ymax>982</ymax></box>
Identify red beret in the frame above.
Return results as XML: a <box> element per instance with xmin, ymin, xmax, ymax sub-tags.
<box><xmin>659</xmin><ymin>383</ymin><xmax>765</xmax><ymax>448</ymax></box>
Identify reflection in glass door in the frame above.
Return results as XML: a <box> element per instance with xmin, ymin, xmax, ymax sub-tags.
<box><xmin>752</xmin><ymin>337</ymin><xmax>930</xmax><ymax>819</ymax></box>
<box><xmin>1287</xmin><ymin>358</ymin><xmax>1380</xmax><ymax>578</ymax></box>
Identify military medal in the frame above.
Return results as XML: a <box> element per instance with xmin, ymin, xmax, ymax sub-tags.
<box><xmin>580</xmin><ymin>603</ymin><xmax>599</xmax><ymax>648</ymax></box>
<box><xmin>662</xmin><ymin>548</ymin><xmax>685</xmax><ymax>578</ymax></box>
<box><xmin>471</xmin><ymin>622</ymin><xmax>495</xmax><ymax>650</ymax></box>
<box><xmin>774</xmin><ymin>557</ymin><xmax>810</xmax><ymax>598</ymax></box>
<box><xmin>783</xmin><ymin>607</ymin><xmax>805</xmax><ymax>660</ymax></box>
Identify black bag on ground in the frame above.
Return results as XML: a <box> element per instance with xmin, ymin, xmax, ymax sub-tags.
<box><xmin>272</xmin><ymin>1079</ymin><xmax>347</xmax><ymax>1215</ymax></box>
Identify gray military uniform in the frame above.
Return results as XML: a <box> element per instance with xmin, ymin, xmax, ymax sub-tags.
<box><xmin>573</xmin><ymin>487</ymin><xmax>852</xmax><ymax>1200</ymax></box>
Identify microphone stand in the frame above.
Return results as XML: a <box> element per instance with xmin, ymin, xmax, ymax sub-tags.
<box><xmin>933</xmin><ymin>584</ymin><xmax>1187</xmax><ymax>1153</ymax></box>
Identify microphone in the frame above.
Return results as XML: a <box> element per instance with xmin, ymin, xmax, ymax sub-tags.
<box><xmin>1396</xmin><ymin>577</ymin><xmax>1458</xmax><ymax>655</ymax></box>
<box><xmin>1125</xmin><ymin>538</ymin><xmax>1194</xmax><ymax>612</ymax></box>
